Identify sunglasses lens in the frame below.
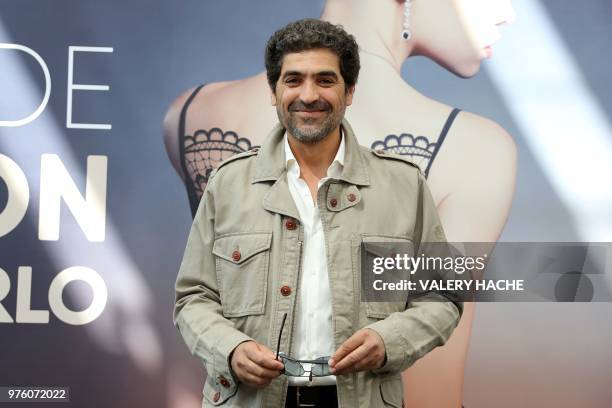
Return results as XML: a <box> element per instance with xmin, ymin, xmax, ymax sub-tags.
<box><xmin>281</xmin><ymin>357</ymin><xmax>304</xmax><ymax>376</ymax></box>
<box><xmin>311</xmin><ymin>359</ymin><xmax>331</xmax><ymax>376</ymax></box>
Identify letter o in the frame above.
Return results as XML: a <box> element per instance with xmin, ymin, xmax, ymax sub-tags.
<box><xmin>48</xmin><ymin>266</ymin><xmax>107</xmax><ymax>325</ymax></box>
<box><xmin>0</xmin><ymin>154</ymin><xmax>29</xmax><ymax>237</ymax></box>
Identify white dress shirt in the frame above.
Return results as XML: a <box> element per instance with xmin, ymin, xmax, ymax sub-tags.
<box><xmin>284</xmin><ymin>132</ymin><xmax>345</xmax><ymax>386</ymax></box>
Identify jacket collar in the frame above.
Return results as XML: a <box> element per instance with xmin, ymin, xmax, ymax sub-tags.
<box><xmin>252</xmin><ymin>118</ymin><xmax>370</xmax><ymax>186</ymax></box>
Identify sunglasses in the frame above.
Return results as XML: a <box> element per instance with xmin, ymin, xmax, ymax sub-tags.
<box><xmin>275</xmin><ymin>313</ymin><xmax>332</xmax><ymax>381</ymax></box>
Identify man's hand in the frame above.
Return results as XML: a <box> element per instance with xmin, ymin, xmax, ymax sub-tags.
<box><xmin>328</xmin><ymin>329</ymin><xmax>386</xmax><ymax>375</ymax></box>
<box><xmin>230</xmin><ymin>341</ymin><xmax>284</xmax><ymax>388</ymax></box>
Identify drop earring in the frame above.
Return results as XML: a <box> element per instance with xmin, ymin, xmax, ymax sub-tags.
<box><xmin>402</xmin><ymin>0</ymin><xmax>412</xmax><ymax>41</ymax></box>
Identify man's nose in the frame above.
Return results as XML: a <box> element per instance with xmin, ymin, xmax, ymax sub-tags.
<box><xmin>299</xmin><ymin>80</ymin><xmax>319</xmax><ymax>104</ymax></box>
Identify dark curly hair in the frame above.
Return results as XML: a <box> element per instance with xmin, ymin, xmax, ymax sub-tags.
<box><xmin>265</xmin><ymin>19</ymin><xmax>360</xmax><ymax>93</ymax></box>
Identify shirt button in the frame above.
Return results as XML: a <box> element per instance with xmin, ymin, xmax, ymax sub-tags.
<box><xmin>347</xmin><ymin>193</ymin><xmax>356</xmax><ymax>202</ymax></box>
<box><xmin>330</xmin><ymin>198</ymin><xmax>338</xmax><ymax>207</ymax></box>
<box><xmin>218</xmin><ymin>376</ymin><xmax>231</xmax><ymax>388</ymax></box>
<box><xmin>285</xmin><ymin>218</ymin><xmax>297</xmax><ymax>230</ymax></box>
<box><xmin>280</xmin><ymin>285</ymin><xmax>292</xmax><ymax>296</ymax></box>
<box><xmin>231</xmin><ymin>250</ymin><xmax>241</xmax><ymax>262</ymax></box>
<box><xmin>213</xmin><ymin>392</ymin><xmax>220</xmax><ymax>402</ymax></box>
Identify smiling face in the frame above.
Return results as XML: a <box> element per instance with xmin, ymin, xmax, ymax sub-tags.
<box><xmin>412</xmin><ymin>0</ymin><xmax>516</xmax><ymax>77</ymax></box>
<box><xmin>271</xmin><ymin>48</ymin><xmax>355</xmax><ymax>144</ymax></box>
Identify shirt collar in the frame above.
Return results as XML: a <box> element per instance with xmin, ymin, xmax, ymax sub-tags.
<box><xmin>284</xmin><ymin>129</ymin><xmax>345</xmax><ymax>179</ymax></box>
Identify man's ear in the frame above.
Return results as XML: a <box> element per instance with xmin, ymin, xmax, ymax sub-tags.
<box><xmin>345</xmin><ymin>85</ymin><xmax>356</xmax><ymax>106</ymax></box>
<box><xmin>270</xmin><ymin>87</ymin><xmax>277</xmax><ymax>106</ymax></box>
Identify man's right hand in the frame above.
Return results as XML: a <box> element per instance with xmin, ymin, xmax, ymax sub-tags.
<box><xmin>230</xmin><ymin>341</ymin><xmax>284</xmax><ymax>388</ymax></box>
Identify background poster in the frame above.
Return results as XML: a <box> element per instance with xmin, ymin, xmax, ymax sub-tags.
<box><xmin>1</xmin><ymin>1</ymin><xmax>611</xmax><ymax>407</ymax></box>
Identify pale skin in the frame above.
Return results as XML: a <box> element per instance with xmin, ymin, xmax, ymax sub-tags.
<box><xmin>230</xmin><ymin>49</ymin><xmax>386</xmax><ymax>388</ymax></box>
<box><xmin>164</xmin><ymin>0</ymin><xmax>517</xmax><ymax>405</ymax></box>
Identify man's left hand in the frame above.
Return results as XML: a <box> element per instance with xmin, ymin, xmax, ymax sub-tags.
<box><xmin>328</xmin><ymin>328</ymin><xmax>386</xmax><ymax>375</ymax></box>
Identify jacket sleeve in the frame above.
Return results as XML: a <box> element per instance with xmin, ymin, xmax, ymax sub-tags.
<box><xmin>173</xmin><ymin>175</ymin><xmax>253</xmax><ymax>400</ymax></box>
<box><xmin>365</xmin><ymin>171</ymin><xmax>463</xmax><ymax>374</ymax></box>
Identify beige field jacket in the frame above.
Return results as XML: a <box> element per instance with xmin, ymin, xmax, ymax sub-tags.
<box><xmin>174</xmin><ymin>119</ymin><xmax>462</xmax><ymax>407</ymax></box>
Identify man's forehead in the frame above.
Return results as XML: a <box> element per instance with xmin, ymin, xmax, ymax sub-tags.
<box><xmin>280</xmin><ymin>48</ymin><xmax>341</xmax><ymax>74</ymax></box>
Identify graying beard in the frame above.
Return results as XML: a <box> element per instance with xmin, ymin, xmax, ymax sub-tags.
<box><xmin>288</xmin><ymin>123</ymin><xmax>329</xmax><ymax>144</ymax></box>
<box><xmin>285</xmin><ymin>112</ymin><xmax>341</xmax><ymax>144</ymax></box>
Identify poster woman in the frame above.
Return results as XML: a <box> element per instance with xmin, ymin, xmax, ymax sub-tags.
<box><xmin>164</xmin><ymin>1</ymin><xmax>516</xmax><ymax>406</ymax></box>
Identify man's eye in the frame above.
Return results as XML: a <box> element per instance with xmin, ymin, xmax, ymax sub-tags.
<box><xmin>285</xmin><ymin>78</ymin><xmax>299</xmax><ymax>84</ymax></box>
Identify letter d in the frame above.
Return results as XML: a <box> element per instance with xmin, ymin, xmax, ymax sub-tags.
<box><xmin>0</xmin><ymin>43</ymin><xmax>51</xmax><ymax>127</ymax></box>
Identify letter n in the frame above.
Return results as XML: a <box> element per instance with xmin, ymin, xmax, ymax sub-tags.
<box><xmin>39</xmin><ymin>154</ymin><xmax>107</xmax><ymax>241</ymax></box>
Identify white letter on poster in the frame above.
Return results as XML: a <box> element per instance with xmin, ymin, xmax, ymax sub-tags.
<box><xmin>0</xmin><ymin>268</ymin><xmax>14</xmax><ymax>323</ymax></box>
<box><xmin>0</xmin><ymin>43</ymin><xmax>51</xmax><ymax>127</ymax></box>
<box><xmin>0</xmin><ymin>154</ymin><xmax>30</xmax><ymax>237</ymax></box>
<box><xmin>48</xmin><ymin>266</ymin><xmax>108</xmax><ymax>325</ymax></box>
<box><xmin>66</xmin><ymin>46</ymin><xmax>113</xmax><ymax>130</ymax></box>
<box><xmin>16</xmin><ymin>266</ymin><xmax>50</xmax><ymax>323</ymax></box>
<box><xmin>38</xmin><ymin>154</ymin><xmax>108</xmax><ymax>241</ymax></box>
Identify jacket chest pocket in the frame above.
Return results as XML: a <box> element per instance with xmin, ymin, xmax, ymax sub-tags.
<box><xmin>361</xmin><ymin>234</ymin><xmax>414</xmax><ymax>319</ymax></box>
<box><xmin>212</xmin><ymin>232</ymin><xmax>272</xmax><ymax>318</ymax></box>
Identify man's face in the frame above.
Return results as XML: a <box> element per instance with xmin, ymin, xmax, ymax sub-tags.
<box><xmin>271</xmin><ymin>48</ymin><xmax>355</xmax><ymax>144</ymax></box>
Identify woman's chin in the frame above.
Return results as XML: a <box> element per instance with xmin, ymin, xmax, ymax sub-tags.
<box><xmin>428</xmin><ymin>53</ymin><xmax>482</xmax><ymax>79</ymax></box>
<box><xmin>450</xmin><ymin>60</ymin><xmax>482</xmax><ymax>79</ymax></box>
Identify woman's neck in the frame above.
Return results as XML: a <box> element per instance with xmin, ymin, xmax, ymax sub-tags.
<box><xmin>320</xmin><ymin>0</ymin><xmax>413</xmax><ymax>73</ymax></box>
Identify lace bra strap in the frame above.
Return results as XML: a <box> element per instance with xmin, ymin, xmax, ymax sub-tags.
<box><xmin>424</xmin><ymin>108</ymin><xmax>461</xmax><ymax>178</ymax></box>
<box><xmin>178</xmin><ymin>84</ymin><xmax>206</xmax><ymax>216</ymax></box>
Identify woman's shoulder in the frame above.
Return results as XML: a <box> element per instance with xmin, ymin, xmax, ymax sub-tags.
<box><xmin>163</xmin><ymin>74</ymin><xmax>273</xmax><ymax>143</ymax></box>
<box><xmin>162</xmin><ymin>73</ymin><xmax>278</xmax><ymax>180</ymax></box>
<box><xmin>448</xmin><ymin>110</ymin><xmax>515</xmax><ymax>155</ymax></box>
<box><xmin>166</xmin><ymin>75</ymin><xmax>264</xmax><ymax>123</ymax></box>
<box><xmin>428</xmin><ymin>107</ymin><xmax>516</xmax><ymax>193</ymax></box>
<box><xmin>411</xmin><ymin>90</ymin><xmax>514</xmax><ymax>154</ymax></box>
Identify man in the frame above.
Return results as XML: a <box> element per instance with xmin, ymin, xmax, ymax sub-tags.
<box><xmin>174</xmin><ymin>19</ymin><xmax>462</xmax><ymax>408</ymax></box>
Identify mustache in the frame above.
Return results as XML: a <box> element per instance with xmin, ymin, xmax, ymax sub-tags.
<box><xmin>289</xmin><ymin>100</ymin><xmax>331</xmax><ymax>112</ymax></box>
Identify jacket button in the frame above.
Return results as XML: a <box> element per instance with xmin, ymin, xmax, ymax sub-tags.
<box><xmin>330</xmin><ymin>198</ymin><xmax>338</xmax><ymax>207</ymax></box>
<box><xmin>280</xmin><ymin>285</ymin><xmax>292</xmax><ymax>296</ymax></box>
<box><xmin>231</xmin><ymin>250</ymin><xmax>241</xmax><ymax>262</ymax></box>
<box><xmin>218</xmin><ymin>376</ymin><xmax>231</xmax><ymax>388</ymax></box>
<box><xmin>347</xmin><ymin>193</ymin><xmax>356</xmax><ymax>202</ymax></box>
<box><xmin>213</xmin><ymin>391</ymin><xmax>220</xmax><ymax>402</ymax></box>
<box><xmin>285</xmin><ymin>218</ymin><xmax>297</xmax><ymax>230</ymax></box>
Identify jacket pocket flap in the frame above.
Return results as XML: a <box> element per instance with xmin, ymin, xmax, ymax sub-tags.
<box><xmin>213</xmin><ymin>232</ymin><xmax>272</xmax><ymax>264</ymax></box>
<box><xmin>363</xmin><ymin>242</ymin><xmax>403</xmax><ymax>259</ymax></box>
<box><xmin>362</xmin><ymin>236</ymin><xmax>414</xmax><ymax>259</ymax></box>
